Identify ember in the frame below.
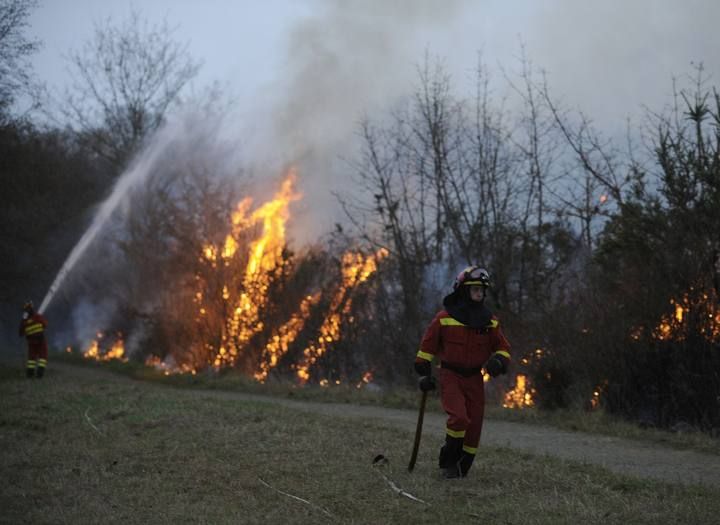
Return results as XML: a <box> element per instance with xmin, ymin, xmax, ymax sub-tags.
<box><xmin>589</xmin><ymin>380</ymin><xmax>608</xmax><ymax>410</ymax></box>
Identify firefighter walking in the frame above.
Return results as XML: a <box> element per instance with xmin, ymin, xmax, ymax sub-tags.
<box><xmin>414</xmin><ymin>266</ymin><xmax>511</xmax><ymax>478</ymax></box>
<box><xmin>19</xmin><ymin>301</ymin><xmax>49</xmax><ymax>378</ymax></box>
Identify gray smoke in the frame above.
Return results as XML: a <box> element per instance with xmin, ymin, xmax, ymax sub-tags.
<box><xmin>526</xmin><ymin>0</ymin><xmax>720</xmax><ymax>134</ymax></box>
<box><xmin>247</xmin><ymin>0</ymin><xmax>472</xmax><ymax>243</ymax></box>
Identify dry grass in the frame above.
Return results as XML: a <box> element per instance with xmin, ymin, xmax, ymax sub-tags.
<box><xmin>55</xmin><ymin>353</ymin><xmax>720</xmax><ymax>456</ymax></box>
<box><xmin>2</xmin><ymin>362</ymin><xmax>720</xmax><ymax>524</ymax></box>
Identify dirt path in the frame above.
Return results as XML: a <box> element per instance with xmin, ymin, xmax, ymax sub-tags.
<box><xmin>55</xmin><ymin>363</ymin><xmax>720</xmax><ymax>487</ymax></box>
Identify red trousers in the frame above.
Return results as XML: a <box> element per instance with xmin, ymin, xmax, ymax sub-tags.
<box><xmin>27</xmin><ymin>340</ymin><xmax>48</xmax><ymax>365</ymax></box>
<box><xmin>439</xmin><ymin>368</ymin><xmax>485</xmax><ymax>452</ymax></box>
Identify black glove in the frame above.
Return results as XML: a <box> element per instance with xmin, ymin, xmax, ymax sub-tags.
<box><xmin>485</xmin><ymin>355</ymin><xmax>507</xmax><ymax>378</ymax></box>
<box><xmin>418</xmin><ymin>375</ymin><xmax>436</xmax><ymax>392</ymax></box>
<box><xmin>414</xmin><ymin>360</ymin><xmax>431</xmax><ymax>377</ymax></box>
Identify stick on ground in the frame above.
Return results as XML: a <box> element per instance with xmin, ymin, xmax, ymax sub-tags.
<box><xmin>257</xmin><ymin>476</ymin><xmax>334</xmax><ymax>518</ymax></box>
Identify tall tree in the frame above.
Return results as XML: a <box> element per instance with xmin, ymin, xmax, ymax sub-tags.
<box><xmin>62</xmin><ymin>8</ymin><xmax>201</xmax><ymax>171</ymax></box>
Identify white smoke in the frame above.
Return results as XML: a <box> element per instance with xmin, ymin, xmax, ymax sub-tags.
<box><xmin>523</xmin><ymin>0</ymin><xmax>720</xmax><ymax>134</ymax></box>
<box><xmin>245</xmin><ymin>0</ymin><xmax>473</xmax><ymax>243</ymax></box>
<box><xmin>68</xmin><ymin>298</ymin><xmax>117</xmax><ymax>349</ymax></box>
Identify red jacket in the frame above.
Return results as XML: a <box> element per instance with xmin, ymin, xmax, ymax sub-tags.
<box><xmin>416</xmin><ymin>309</ymin><xmax>510</xmax><ymax>369</ymax></box>
<box><xmin>19</xmin><ymin>313</ymin><xmax>48</xmax><ymax>342</ymax></box>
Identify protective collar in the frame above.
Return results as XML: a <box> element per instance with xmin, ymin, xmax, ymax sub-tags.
<box><xmin>442</xmin><ymin>289</ymin><xmax>492</xmax><ymax>329</ymax></box>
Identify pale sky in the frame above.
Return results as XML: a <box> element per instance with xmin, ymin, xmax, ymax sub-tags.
<box><xmin>29</xmin><ymin>0</ymin><xmax>308</xmax><ymax>102</ymax></box>
<box><xmin>29</xmin><ymin>1</ymin><xmax>720</xmax><ymax>127</ymax></box>
<box><xmin>26</xmin><ymin>0</ymin><xmax>720</xmax><ymax>238</ymax></box>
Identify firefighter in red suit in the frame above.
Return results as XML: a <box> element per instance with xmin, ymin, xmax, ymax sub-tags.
<box><xmin>414</xmin><ymin>266</ymin><xmax>510</xmax><ymax>478</ymax></box>
<box><xmin>19</xmin><ymin>301</ymin><xmax>49</xmax><ymax>378</ymax></box>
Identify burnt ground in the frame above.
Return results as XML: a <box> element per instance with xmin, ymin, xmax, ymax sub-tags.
<box><xmin>53</xmin><ymin>362</ymin><xmax>720</xmax><ymax>487</ymax></box>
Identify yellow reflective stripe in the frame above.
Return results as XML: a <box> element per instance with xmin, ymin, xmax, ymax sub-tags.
<box><xmin>416</xmin><ymin>350</ymin><xmax>434</xmax><ymax>362</ymax></box>
<box><xmin>488</xmin><ymin>319</ymin><xmax>499</xmax><ymax>328</ymax></box>
<box><xmin>25</xmin><ymin>323</ymin><xmax>44</xmax><ymax>335</ymax></box>
<box><xmin>446</xmin><ymin>427</ymin><xmax>466</xmax><ymax>438</ymax></box>
<box><xmin>440</xmin><ymin>317</ymin><xmax>465</xmax><ymax>326</ymax></box>
<box><xmin>463</xmin><ymin>280</ymin><xmax>486</xmax><ymax>286</ymax></box>
<box><xmin>462</xmin><ymin>445</ymin><xmax>477</xmax><ymax>455</ymax></box>
<box><xmin>26</xmin><ymin>361</ymin><xmax>36</xmax><ymax>368</ymax></box>
<box><xmin>38</xmin><ymin>359</ymin><xmax>47</xmax><ymax>367</ymax></box>
<box><xmin>495</xmin><ymin>350</ymin><xmax>510</xmax><ymax>360</ymax></box>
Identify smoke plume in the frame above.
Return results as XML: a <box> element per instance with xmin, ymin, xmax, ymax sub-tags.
<box><xmin>250</xmin><ymin>0</ymin><xmax>472</xmax><ymax>242</ymax></box>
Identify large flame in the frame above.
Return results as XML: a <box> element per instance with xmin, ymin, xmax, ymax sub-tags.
<box><xmin>295</xmin><ymin>248</ymin><xmax>389</xmax><ymax>384</ymax></box>
<box><xmin>196</xmin><ymin>169</ymin><xmax>301</xmax><ymax>369</ymax></box>
<box><xmin>138</xmin><ymin>168</ymin><xmax>388</xmax><ymax>385</ymax></box>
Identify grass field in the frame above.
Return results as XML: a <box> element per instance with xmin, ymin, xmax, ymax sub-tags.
<box><xmin>2</xmin><ymin>362</ymin><xmax>720</xmax><ymax>524</ymax></box>
<box><xmin>50</xmin><ymin>352</ymin><xmax>720</xmax><ymax>456</ymax></box>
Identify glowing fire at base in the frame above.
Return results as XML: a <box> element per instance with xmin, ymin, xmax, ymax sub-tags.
<box><xmin>356</xmin><ymin>371</ymin><xmax>373</xmax><ymax>389</ymax></box>
<box><xmin>589</xmin><ymin>380</ymin><xmax>608</xmax><ymax>410</ymax></box>
<box><xmin>503</xmin><ymin>374</ymin><xmax>536</xmax><ymax>408</ymax></box>
<box><xmin>145</xmin><ymin>355</ymin><xmax>197</xmax><ymax>375</ymax></box>
<box><xmin>83</xmin><ymin>332</ymin><xmax>127</xmax><ymax>362</ymax></box>
<box><xmin>651</xmin><ymin>288</ymin><xmax>720</xmax><ymax>342</ymax></box>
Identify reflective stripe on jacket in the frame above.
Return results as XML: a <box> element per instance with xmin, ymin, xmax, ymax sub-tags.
<box><xmin>416</xmin><ymin>310</ymin><xmax>510</xmax><ymax>368</ymax></box>
<box><xmin>19</xmin><ymin>314</ymin><xmax>47</xmax><ymax>340</ymax></box>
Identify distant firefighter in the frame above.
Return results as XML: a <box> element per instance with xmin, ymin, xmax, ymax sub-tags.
<box><xmin>19</xmin><ymin>301</ymin><xmax>49</xmax><ymax>378</ymax></box>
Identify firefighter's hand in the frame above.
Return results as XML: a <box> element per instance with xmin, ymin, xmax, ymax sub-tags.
<box><xmin>414</xmin><ymin>360</ymin><xmax>431</xmax><ymax>377</ymax></box>
<box><xmin>418</xmin><ymin>375</ymin><xmax>436</xmax><ymax>392</ymax></box>
<box><xmin>486</xmin><ymin>356</ymin><xmax>506</xmax><ymax>378</ymax></box>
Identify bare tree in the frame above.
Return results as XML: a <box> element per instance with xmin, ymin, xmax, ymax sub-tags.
<box><xmin>62</xmin><ymin>8</ymin><xmax>201</xmax><ymax>170</ymax></box>
<box><xmin>0</xmin><ymin>0</ymin><xmax>41</xmax><ymax>119</ymax></box>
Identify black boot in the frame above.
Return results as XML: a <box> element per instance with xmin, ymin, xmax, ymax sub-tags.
<box><xmin>439</xmin><ymin>436</ymin><xmax>464</xmax><ymax>478</ymax></box>
<box><xmin>458</xmin><ymin>451</ymin><xmax>476</xmax><ymax>477</ymax></box>
<box><xmin>36</xmin><ymin>366</ymin><xmax>45</xmax><ymax>379</ymax></box>
<box><xmin>26</xmin><ymin>367</ymin><xmax>35</xmax><ymax>378</ymax></box>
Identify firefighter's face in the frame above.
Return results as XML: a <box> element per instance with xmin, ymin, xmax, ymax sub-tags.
<box><xmin>469</xmin><ymin>285</ymin><xmax>486</xmax><ymax>302</ymax></box>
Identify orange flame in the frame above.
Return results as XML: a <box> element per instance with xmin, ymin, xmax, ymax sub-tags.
<box><xmin>84</xmin><ymin>168</ymin><xmax>389</xmax><ymax>382</ymax></box>
<box><xmin>83</xmin><ymin>332</ymin><xmax>127</xmax><ymax>362</ymax></box>
<box><xmin>589</xmin><ymin>380</ymin><xmax>608</xmax><ymax>410</ymax></box>
<box><xmin>295</xmin><ymin>248</ymin><xmax>389</xmax><ymax>384</ymax></box>
<box><xmin>503</xmin><ymin>374</ymin><xmax>536</xmax><ymax>408</ymax></box>
<box><xmin>196</xmin><ymin>169</ymin><xmax>302</xmax><ymax>369</ymax></box>
<box><xmin>651</xmin><ymin>288</ymin><xmax>720</xmax><ymax>342</ymax></box>
<box><xmin>253</xmin><ymin>292</ymin><xmax>322</xmax><ymax>382</ymax></box>
<box><xmin>356</xmin><ymin>370</ymin><xmax>373</xmax><ymax>389</ymax></box>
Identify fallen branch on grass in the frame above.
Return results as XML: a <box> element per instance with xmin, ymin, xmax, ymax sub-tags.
<box><xmin>83</xmin><ymin>407</ymin><xmax>103</xmax><ymax>436</ymax></box>
<box><xmin>375</xmin><ymin>471</ymin><xmax>429</xmax><ymax>504</ymax></box>
<box><xmin>257</xmin><ymin>476</ymin><xmax>333</xmax><ymax>518</ymax></box>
